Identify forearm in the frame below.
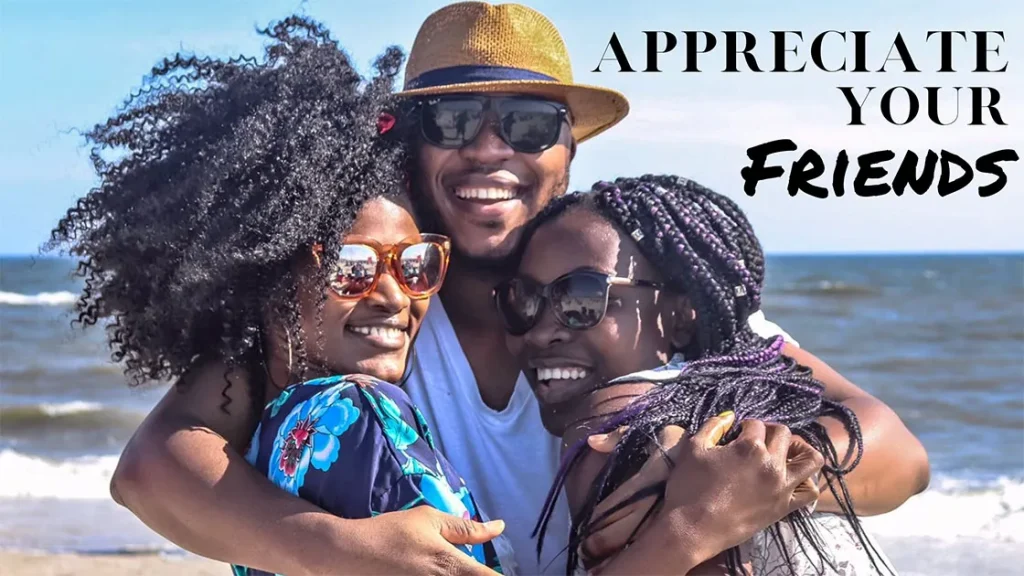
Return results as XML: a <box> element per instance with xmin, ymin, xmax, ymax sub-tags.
<box><xmin>594</xmin><ymin>513</ymin><xmax>710</xmax><ymax>575</ymax></box>
<box><xmin>113</xmin><ymin>420</ymin><xmax>365</xmax><ymax>575</ymax></box>
<box><xmin>816</xmin><ymin>396</ymin><xmax>930</xmax><ymax>515</ymax></box>
<box><xmin>782</xmin><ymin>344</ymin><xmax>930</xmax><ymax>516</ymax></box>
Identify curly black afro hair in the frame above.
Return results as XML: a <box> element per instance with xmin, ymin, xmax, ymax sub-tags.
<box><xmin>46</xmin><ymin>16</ymin><xmax>409</xmax><ymax>400</ymax></box>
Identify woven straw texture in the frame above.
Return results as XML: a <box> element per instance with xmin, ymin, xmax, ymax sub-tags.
<box><xmin>399</xmin><ymin>2</ymin><xmax>629</xmax><ymax>143</ymax></box>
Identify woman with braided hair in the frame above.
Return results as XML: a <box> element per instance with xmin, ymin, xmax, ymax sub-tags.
<box><xmin>497</xmin><ymin>175</ymin><xmax>903</xmax><ymax>574</ymax></box>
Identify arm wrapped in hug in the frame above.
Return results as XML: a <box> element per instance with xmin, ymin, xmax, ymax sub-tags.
<box><xmin>535</xmin><ymin>337</ymin><xmax>896</xmax><ymax>576</ymax></box>
<box><xmin>239</xmin><ymin>375</ymin><xmax>504</xmax><ymax>575</ymax></box>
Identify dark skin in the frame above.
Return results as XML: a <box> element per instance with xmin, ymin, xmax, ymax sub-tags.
<box><xmin>285</xmin><ymin>195</ymin><xmax>431</xmax><ymax>386</ymax></box>
<box><xmin>112</xmin><ymin>95</ymin><xmax>927</xmax><ymax>574</ymax></box>
<box><xmin>416</xmin><ymin>98</ymin><xmax>927</xmax><ymax>516</ymax></box>
<box><xmin>111</xmin><ymin>196</ymin><xmax>509</xmax><ymax>576</ymax></box>
<box><xmin>503</xmin><ymin>208</ymin><xmax>928</xmax><ymax>568</ymax></box>
<box><xmin>415</xmin><ymin>92</ymin><xmax>572</xmax><ymax>411</ymax></box>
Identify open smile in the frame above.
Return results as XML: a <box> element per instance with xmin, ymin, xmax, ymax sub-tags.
<box><xmin>444</xmin><ymin>174</ymin><xmax>527</xmax><ymax>218</ymax></box>
<box><xmin>529</xmin><ymin>361</ymin><xmax>596</xmax><ymax>406</ymax></box>
<box><xmin>345</xmin><ymin>322</ymin><xmax>409</xmax><ymax>351</ymax></box>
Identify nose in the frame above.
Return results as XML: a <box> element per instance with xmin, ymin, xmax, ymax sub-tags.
<box><xmin>459</xmin><ymin>114</ymin><xmax>515</xmax><ymax>165</ymax></box>
<box><xmin>522</xmin><ymin>303</ymin><xmax>572</xmax><ymax>350</ymax></box>
<box><xmin>365</xmin><ymin>267</ymin><xmax>410</xmax><ymax>314</ymax></box>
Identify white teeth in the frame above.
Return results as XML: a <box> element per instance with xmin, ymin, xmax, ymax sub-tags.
<box><xmin>349</xmin><ymin>326</ymin><xmax>404</xmax><ymax>339</ymax></box>
<box><xmin>454</xmin><ymin>187</ymin><xmax>516</xmax><ymax>200</ymax></box>
<box><xmin>537</xmin><ymin>367</ymin><xmax>589</xmax><ymax>382</ymax></box>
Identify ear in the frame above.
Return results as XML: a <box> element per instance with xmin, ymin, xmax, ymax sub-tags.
<box><xmin>668</xmin><ymin>295</ymin><xmax>697</xmax><ymax>351</ymax></box>
<box><xmin>311</xmin><ymin>243</ymin><xmax>323</xmax><ymax>268</ymax></box>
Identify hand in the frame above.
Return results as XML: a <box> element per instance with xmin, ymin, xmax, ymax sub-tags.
<box><xmin>331</xmin><ymin>506</ymin><xmax>504</xmax><ymax>576</ymax></box>
<box><xmin>582</xmin><ymin>414</ymin><xmax>823</xmax><ymax>571</ymax></box>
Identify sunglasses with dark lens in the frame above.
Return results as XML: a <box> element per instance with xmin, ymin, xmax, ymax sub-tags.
<box><xmin>492</xmin><ymin>270</ymin><xmax>663</xmax><ymax>336</ymax></box>
<box><xmin>417</xmin><ymin>95</ymin><xmax>571</xmax><ymax>154</ymax></box>
<box><xmin>314</xmin><ymin>234</ymin><xmax>451</xmax><ymax>300</ymax></box>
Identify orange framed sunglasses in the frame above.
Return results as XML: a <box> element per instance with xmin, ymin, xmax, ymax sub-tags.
<box><xmin>313</xmin><ymin>234</ymin><xmax>451</xmax><ymax>300</ymax></box>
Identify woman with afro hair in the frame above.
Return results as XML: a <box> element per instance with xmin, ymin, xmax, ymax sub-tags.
<box><xmin>46</xmin><ymin>16</ymin><xmax>520</xmax><ymax>575</ymax></box>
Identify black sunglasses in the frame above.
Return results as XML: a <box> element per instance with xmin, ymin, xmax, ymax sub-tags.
<box><xmin>415</xmin><ymin>95</ymin><xmax>571</xmax><ymax>154</ymax></box>
<box><xmin>493</xmin><ymin>270</ymin><xmax>663</xmax><ymax>336</ymax></box>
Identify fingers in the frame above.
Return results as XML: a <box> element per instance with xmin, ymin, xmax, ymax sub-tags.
<box><xmin>763</xmin><ymin>423</ymin><xmax>793</xmax><ymax>462</ymax></box>
<box><xmin>654</xmin><ymin>424</ymin><xmax>686</xmax><ymax>453</ymax></box>
<box><xmin>437</xmin><ymin>513</ymin><xmax>505</xmax><ymax>545</ymax></box>
<box><xmin>588</xmin><ymin>426</ymin><xmax>629</xmax><ymax>453</ymax></box>
<box><xmin>790</xmin><ymin>476</ymin><xmax>821</xmax><ymax>514</ymax></box>
<box><xmin>425</xmin><ymin>509</ymin><xmax>504</xmax><ymax>576</ymax></box>
<box><xmin>785</xmin><ymin>437</ymin><xmax>825</xmax><ymax>491</ymax></box>
<box><xmin>580</xmin><ymin>494</ymin><xmax>656</xmax><ymax>566</ymax></box>
<box><xmin>450</xmin><ymin>555</ymin><xmax>504</xmax><ymax>576</ymax></box>
<box><xmin>733</xmin><ymin>418</ymin><xmax>767</xmax><ymax>449</ymax></box>
<box><xmin>585</xmin><ymin>436</ymin><xmax>680</xmax><ymax>559</ymax></box>
<box><xmin>691</xmin><ymin>411</ymin><xmax>736</xmax><ymax>448</ymax></box>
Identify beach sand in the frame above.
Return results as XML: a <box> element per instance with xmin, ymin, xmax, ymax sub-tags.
<box><xmin>0</xmin><ymin>551</ymin><xmax>224</xmax><ymax>575</ymax></box>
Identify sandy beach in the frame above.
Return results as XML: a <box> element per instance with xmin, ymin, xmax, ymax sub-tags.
<box><xmin>0</xmin><ymin>551</ymin><xmax>224</xmax><ymax>575</ymax></box>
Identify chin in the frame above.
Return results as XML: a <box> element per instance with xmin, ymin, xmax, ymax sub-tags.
<box><xmin>452</xmin><ymin>229</ymin><xmax>522</xmax><ymax>265</ymax></box>
<box><xmin>539</xmin><ymin>409</ymin><xmax>568</xmax><ymax>437</ymax></box>
<box><xmin>353</xmin><ymin>356</ymin><xmax>406</xmax><ymax>384</ymax></box>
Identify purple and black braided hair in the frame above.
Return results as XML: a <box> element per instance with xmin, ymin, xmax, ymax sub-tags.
<box><xmin>521</xmin><ymin>175</ymin><xmax>889</xmax><ymax>575</ymax></box>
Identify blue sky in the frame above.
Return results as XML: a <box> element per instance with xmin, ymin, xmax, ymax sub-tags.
<box><xmin>1</xmin><ymin>0</ymin><xmax>1021</xmax><ymax>255</ymax></box>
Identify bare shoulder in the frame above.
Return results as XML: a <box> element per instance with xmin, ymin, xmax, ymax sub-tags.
<box><xmin>147</xmin><ymin>359</ymin><xmax>261</xmax><ymax>450</ymax></box>
<box><xmin>782</xmin><ymin>343</ymin><xmax>870</xmax><ymax>402</ymax></box>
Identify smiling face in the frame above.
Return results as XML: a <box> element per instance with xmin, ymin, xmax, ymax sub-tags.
<box><xmin>413</xmin><ymin>93</ymin><xmax>573</xmax><ymax>265</ymax></box>
<box><xmin>505</xmin><ymin>208</ymin><xmax>694</xmax><ymax>435</ymax></box>
<box><xmin>289</xmin><ymin>195</ymin><xmax>432</xmax><ymax>383</ymax></box>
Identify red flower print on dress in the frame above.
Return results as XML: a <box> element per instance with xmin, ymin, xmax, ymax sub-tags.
<box><xmin>279</xmin><ymin>416</ymin><xmax>317</xmax><ymax>477</ymax></box>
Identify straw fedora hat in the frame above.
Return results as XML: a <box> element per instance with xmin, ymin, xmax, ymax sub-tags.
<box><xmin>398</xmin><ymin>2</ymin><xmax>629</xmax><ymax>143</ymax></box>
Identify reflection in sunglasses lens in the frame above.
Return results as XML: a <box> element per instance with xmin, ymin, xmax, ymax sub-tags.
<box><xmin>552</xmin><ymin>274</ymin><xmax>607</xmax><ymax>329</ymax></box>
<box><xmin>400</xmin><ymin>242</ymin><xmax>446</xmax><ymax>294</ymax></box>
<box><xmin>332</xmin><ymin>245</ymin><xmax>379</xmax><ymax>296</ymax></box>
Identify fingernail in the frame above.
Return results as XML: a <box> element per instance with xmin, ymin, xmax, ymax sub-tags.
<box><xmin>485</xmin><ymin>519</ymin><xmax>505</xmax><ymax>531</ymax></box>
<box><xmin>588</xmin><ymin>433</ymin><xmax>609</xmax><ymax>444</ymax></box>
<box><xmin>718</xmin><ymin>410</ymin><xmax>735</xmax><ymax>420</ymax></box>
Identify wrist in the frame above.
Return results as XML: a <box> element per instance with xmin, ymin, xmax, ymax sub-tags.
<box><xmin>650</xmin><ymin>508</ymin><xmax>712</xmax><ymax>572</ymax></box>
<box><xmin>598</xmin><ymin>510</ymin><xmax>706</xmax><ymax>575</ymax></box>
<box><xmin>279</xmin><ymin>513</ymin><xmax>362</xmax><ymax>576</ymax></box>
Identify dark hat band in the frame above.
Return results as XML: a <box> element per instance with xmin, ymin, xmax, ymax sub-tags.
<box><xmin>404</xmin><ymin>64</ymin><xmax>558</xmax><ymax>90</ymax></box>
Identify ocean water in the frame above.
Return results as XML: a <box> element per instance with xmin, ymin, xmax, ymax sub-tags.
<box><xmin>1</xmin><ymin>254</ymin><xmax>1022</xmax><ymax>573</ymax></box>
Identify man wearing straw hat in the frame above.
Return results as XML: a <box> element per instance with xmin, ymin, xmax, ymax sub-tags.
<box><xmin>108</xmin><ymin>3</ymin><xmax>928</xmax><ymax>575</ymax></box>
<box><xmin>396</xmin><ymin>3</ymin><xmax>926</xmax><ymax>575</ymax></box>
<box><xmin>392</xmin><ymin>3</ymin><xmax>631</xmax><ymax>573</ymax></box>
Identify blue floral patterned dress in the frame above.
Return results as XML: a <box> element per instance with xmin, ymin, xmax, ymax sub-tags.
<box><xmin>231</xmin><ymin>375</ymin><xmax>505</xmax><ymax>576</ymax></box>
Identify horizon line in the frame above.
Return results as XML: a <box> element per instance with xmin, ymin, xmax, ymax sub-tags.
<box><xmin>3</xmin><ymin>250</ymin><xmax>1022</xmax><ymax>260</ymax></box>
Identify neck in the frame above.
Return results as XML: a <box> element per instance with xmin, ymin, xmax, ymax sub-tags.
<box><xmin>561</xmin><ymin>383</ymin><xmax>656</xmax><ymax>448</ymax></box>
<box><xmin>439</xmin><ymin>254</ymin><xmax>507</xmax><ymax>332</ymax></box>
<box><xmin>438</xmin><ymin>253</ymin><xmax>523</xmax><ymax>410</ymax></box>
<box><xmin>262</xmin><ymin>333</ymin><xmax>332</xmax><ymax>399</ymax></box>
